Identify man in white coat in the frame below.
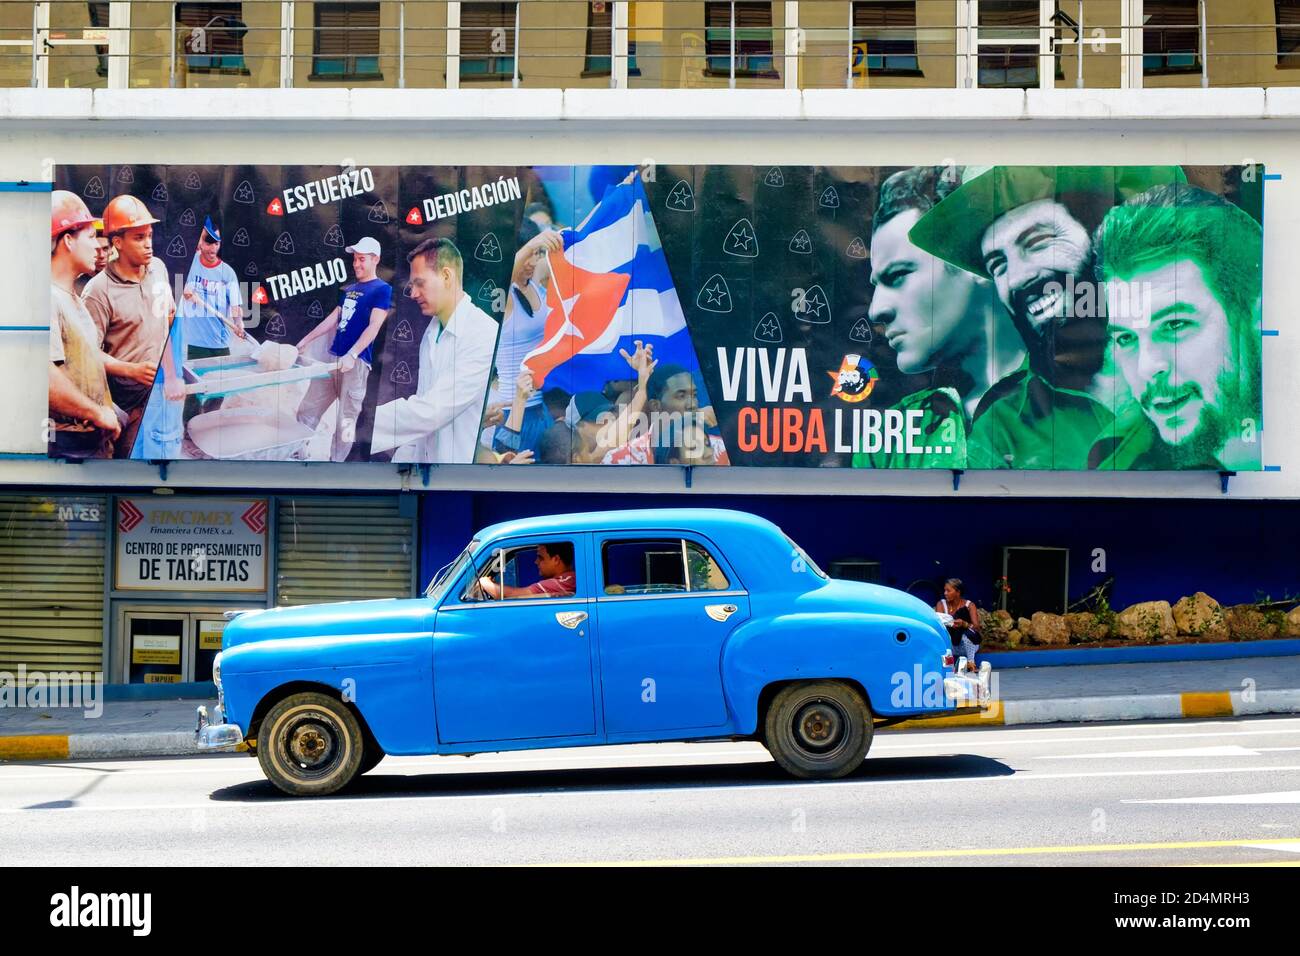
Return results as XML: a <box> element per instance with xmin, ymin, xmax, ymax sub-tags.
<box><xmin>370</xmin><ymin>237</ymin><xmax>499</xmax><ymax>463</ymax></box>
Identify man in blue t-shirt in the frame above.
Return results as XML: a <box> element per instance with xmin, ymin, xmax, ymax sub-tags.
<box><xmin>180</xmin><ymin>217</ymin><xmax>244</xmax><ymax>419</ymax></box>
<box><xmin>296</xmin><ymin>236</ymin><xmax>393</xmax><ymax>461</ymax></box>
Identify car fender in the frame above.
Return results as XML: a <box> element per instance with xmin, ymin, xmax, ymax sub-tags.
<box><xmin>222</xmin><ymin>631</ymin><xmax>436</xmax><ymax>755</ymax></box>
<box><xmin>720</xmin><ymin>610</ymin><xmax>953</xmax><ymax>733</ymax></box>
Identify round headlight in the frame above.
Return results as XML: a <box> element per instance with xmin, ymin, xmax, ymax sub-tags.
<box><xmin>212</xmin><ymin>651</ymin><xmax>223</xmax><ymax>689</ymax></box>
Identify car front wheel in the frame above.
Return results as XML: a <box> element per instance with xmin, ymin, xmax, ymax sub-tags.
<box><xmin>257</xmin><ymin>692</ymin><xmax>365</xmax><ymax>797</ymax></box>
<box><xmin>764</xmin><ymin>680</ymin><xmax>872</xmax><ymax>779</ymax></box>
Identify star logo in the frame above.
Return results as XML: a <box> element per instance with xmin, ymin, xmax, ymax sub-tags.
<box><xmin>849</xmin><ymin>318</ymin><xmax>873</xmax><ymax>343</ymax></box>
<box><xmin>266</xmin><ymin>197</ymin><xmax>284</xmax><ymax>216</ymax></box>
<box><xmin>764</xmin><ymin>167</ymin><xmax>785</xmax><ymax>188</ymax></box>
<box><xmin>475</xmin><ymin>233</ymin><xmax>502</xmax><ymax>262</ymax></box>
<box><xmin>233</xmin><ymin>181</ymin><xmax>254</xmax><ymax>204</ymax></box>
<box><xmin>696</xmin><ymin>274</ymin><xmax>732</xmax><ymax>313</ymax></box>
<box><xmin>251</xmin><ymin>286</ymin><xmax>269</xmax><ymax>305</ymax></box>
<box><xmin>795</xmin><ymin>284</ymin><xmax>831</xmax><ymax>324</ymax></box>
<box><xmin>846</xmin><ymin>236</ymin><xmax>868</xmax><ymax>260</ymax></box>
<box><xmin>666</xmin><ymin>180</ymin><xmax>695</xmax><ymax>212</ymax></box>
<box><xmin>788</xmin><ymin>229</ymin><xmax>813</xmax><ymax>254</ymax></box>
<box><xmin>273</xmin><ymin>232</ymin><xmax>295</xmax><ymax>255</ymax></box>
<box><xmin>754</xmin><ymin>311</ymin><xmax>783</xmax><ymax>344</ymax></box>
<box><xmin>724</xmin><ymin>218</ymin><xmax>759</xmax><ymax>258</ymax></box>
<box><xmin>819</xmin><ymin>185</ymin><xmax>840</xmax><ymax>209</ymax></box>
<box><xmin>405</xmin><ymin>206</ymin><xmax>423</xmax><ymax>225</ymax></box>
<box><xmin>231</xmin><ymin>228</ymin><xmax>250</xmax><ymax>247</ymax></box>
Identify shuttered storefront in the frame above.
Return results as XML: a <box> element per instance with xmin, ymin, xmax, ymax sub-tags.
<box><xmin>0</xmin><ymin>495</ymin><xmax>106</xmax><ymax>680</ymax></box>
<box><xmin>275</xmin><ymin>496</ymin><xmax>414</xmax><ymax>606</ymax></box>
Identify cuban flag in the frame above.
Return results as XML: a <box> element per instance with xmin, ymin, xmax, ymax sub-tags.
<box><xmin>523</xmin><ymin>177</ymin><xmax>698</xmax><ymax>388</ymax></box>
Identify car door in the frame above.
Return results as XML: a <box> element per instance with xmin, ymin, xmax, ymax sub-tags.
<box><xmin>593</xmin><ymin>533</ymin><xmax>750</xmax><ymax>737</ymax></box>
<box><xmin>432</xmin><ymin>533</ymin><xmax>600</xmax><ymax>744</ymax></box>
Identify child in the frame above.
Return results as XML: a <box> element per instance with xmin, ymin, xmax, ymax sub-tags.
<box><xmin>937</xmin><ymin>577</ymin><xmax>981</xmax><ymax>673</ymax></box>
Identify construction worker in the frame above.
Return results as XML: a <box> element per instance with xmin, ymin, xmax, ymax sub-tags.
<box><xmin>75</xmin><ymin>218</ymin><xmax>111</xmax><ymax>296</ymax></box>
<box><xmin>180</xmin><ymin>216</ymin><xmax>243</xmax><ymax>420</ymax></box>
<box><xmin>82</xmin><ymin>194</ymin><xmax>179</xmax><ymax>458</ymax></box>
<box><xmin>48</xmin><ymin>191</ymin><xmax>120</xmax><ymax>459</ymax></box>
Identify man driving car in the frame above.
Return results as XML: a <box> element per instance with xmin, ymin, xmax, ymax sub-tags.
<box><xmin>478</xmin><ymin>542</ymin><xmax>576</xmax><ymax>599</ymax></box>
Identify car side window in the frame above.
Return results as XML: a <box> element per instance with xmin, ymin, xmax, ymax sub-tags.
<box><xmin>601</xmin><ymin>538</ymin><xmax>731</xmax><ymax>595</ymax></box>
<box><xmin>460</xmin><ymin>541</ymin><xmax>579</xmax><ymax>602</ymax></box>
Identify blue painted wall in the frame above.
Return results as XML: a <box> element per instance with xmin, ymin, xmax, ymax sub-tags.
<box><xmin>419</xmin><ymin>492</ymin><xmax>1300</xmax><ymax>613</ymax></box>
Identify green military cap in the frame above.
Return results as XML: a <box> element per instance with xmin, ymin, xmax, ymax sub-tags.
<box><xmin>907</xmin><ymin>165</ymin><xmax>1189</xmax><ymax>278</ymax></box>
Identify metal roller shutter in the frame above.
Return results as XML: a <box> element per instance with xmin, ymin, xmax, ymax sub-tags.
<box><xmin>275</xmin><ymin>497</ymin><xmax>414</xmax><ymax>607</ymax></box>
<box><xmin>0</xmin><ymin>495</ymin><xmax>107</xmax><ymax>681</ymax></box>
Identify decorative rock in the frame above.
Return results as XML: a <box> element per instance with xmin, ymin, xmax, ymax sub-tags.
<box><xmin>1115</xmin><ymin>601</ymin><xmax>1177</xmax><ymax>641</ymax></box>
<box><xmin>1029</xmin><ymin>611</ymin><xmax>1070</xmax><ymax>646</ymax></box>
<box><xmin>1065</xmin><ymin>611</ymin><xmax>1109</xmax><ymax>643</ymax></box>
<box><xmin>1004</xmin><ymin>629</ymin><xmax>1022</xmax><ymax>648</ymax></box>
<box><xmin>1224</xmin><ymin>604</ymin><xmax>1279</xmax><ymax>641</ymax></box>
<box><xmin>1286</xmin><ymin>606</ymin><xmax>1300</xmax><ymax>639</ymax></box>
<box><xmin>1017</xmin><ymin>617</ymin><xmax>1032</xmax><ymax>637</ymax></box>
<box><xmin>1172</xmin><ymin>592</ymin><xmax>1226</xmax><ymax>638</ymax></box>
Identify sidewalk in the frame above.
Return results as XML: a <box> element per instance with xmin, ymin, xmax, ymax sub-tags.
<box><xmin>3</xmin><ymin>656</ymin><xmax>1300</xmax><ymax>760</ymax></box>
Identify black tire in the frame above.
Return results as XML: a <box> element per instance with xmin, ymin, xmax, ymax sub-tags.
<box><xmin>257</xmin><ymin>692</ymin><xmax>365</xmax><ymax>797</ymax></box>
<box><xmin>763</xmin><ymin>680</ymin><xmax>873</xmax><ymax>780</ymax></box>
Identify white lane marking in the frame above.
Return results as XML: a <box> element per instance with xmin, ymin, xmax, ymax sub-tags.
<box><xmin>1125</xmin><ymin>790</ymin><xmax>1300</xmax><ymax>805</ymax></box>
<box><xmin>4</xmin><ymin>764</ymin><xmax>1300</xmax><ymax>815</ymax></box>
<box><xmin>1036</xmin><ymin>745</ymin><xmax>1263</xmax><ymax>760</ymax></box>
<box><xmin>1244</xmin><ymin>842</ymin><xmax>1300</xmax><ymax>852</ymax></box>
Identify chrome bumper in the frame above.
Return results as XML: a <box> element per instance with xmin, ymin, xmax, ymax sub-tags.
<box><xmin>195</xmin><ymin>704</ymin><xmax>245</xmax><ymax>751</ymax></box>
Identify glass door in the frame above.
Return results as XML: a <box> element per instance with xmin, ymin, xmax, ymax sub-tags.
<box><xmin>968</xmin><ymin>1</ymin><xmax>1132</xmax><ymax>90</ymax></box>
<box><xmin>972</xmin><ymin>0</ymin><xmax>1047</xmax><ymax>89</ymax></box>
<box><xmin>118</xmin><ymin>606</ymin><xmax>252</xmax><ymax>683</ymax></box>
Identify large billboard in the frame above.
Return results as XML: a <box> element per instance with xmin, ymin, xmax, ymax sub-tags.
<box><xmin>47</xmin><ymin>163</ymin><xmax>1264</xmax><ymax>470</ymax></box>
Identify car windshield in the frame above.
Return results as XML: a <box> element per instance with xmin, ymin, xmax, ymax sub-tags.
<box><xmin>425</xmin><ymin>541</ymin><xmax>478</xmax><ymax>601</ymax></box>
<box><xmin>782</xmin><ymin>531</ymin><xmax>827</xmax><ymax>580</ymax></box>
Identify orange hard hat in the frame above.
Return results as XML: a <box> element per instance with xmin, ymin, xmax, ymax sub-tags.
<box><xmin>51</xmin><ymin>190</ymin><xmax>96</xmax><ymax>239</ymax></box>
<box><xmin>102</xmin><ymin>194</ymin><xmax>160</xmax><ymax>235</ymax></box>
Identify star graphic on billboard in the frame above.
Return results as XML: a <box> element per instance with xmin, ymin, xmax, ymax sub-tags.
<box><xmin>83</xmin><ymin>176</ymin><xmax>104</xmax><ymax>200</ymax></box>
<box><xmin>233</xmin><ymin>180</ymin><xmax>255</xmax><ymax>204</ymax></box>
<box><xmin>846</xmin><ymin>236</ymin><xmax>868</xmax><ymax>259</ymax></box>
<box><xmin>788</xmin><ymin>229</ymin><xmax>813</xmax><ymax>254</ymax></box>
<box><xmin>796</xmin><ymin>284</ymin><xmax>831</xmax><ymax>324</ymax></box>
<box><xmin>179</xmin><ymin>208</ymin><xmax>197</xmax><ymax>227</ymax></box>
<box><xmin>754</xmin><ymin>312</ymin><xmax>783</xmax><ymax>344</ymax></box>
<box><xmin>819</xmin><ymin>185</ymin><xmax>840</xmax><ymax>208</ymax></box>
<box><xmin>475</xmin><ymin>233</ymin><xmax>502</xmax><ymax>262</ymax></box>
<box><xmin>696</xmin><ymin>274</ymin><xmax>733</xmax><ymax>313</ymax></box>
<box><xmin>764</xmin><ymin>167</ymin><xmax>785</xmax><ymax>188</ymax></box>
<box><xmin>724</xmin><ymin>218</ymin><xmax>759</xmax><ymax>258</ymax></box>
<box><xmin>666</xmin><ymin>180</ymin><xmax>695</xmax><ymax>212</ymax></box>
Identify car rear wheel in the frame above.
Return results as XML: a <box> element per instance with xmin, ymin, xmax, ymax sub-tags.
<box><xmin>257</xmin><ymin>692</ymin><xmax>364</xmax><ymax>797</ymax></box>
<box><xmin>764</xmin><ymin>680</ymin><xmax>872</xmax><ymax>779</ymax></box>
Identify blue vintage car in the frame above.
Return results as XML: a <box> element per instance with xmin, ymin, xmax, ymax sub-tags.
<box><xmin>198</xmin><ymin>508</ymin><xmax>992</xmax><ymax>796</ymax></box>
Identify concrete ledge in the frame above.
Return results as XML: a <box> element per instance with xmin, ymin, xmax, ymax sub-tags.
<box><xmin>1</xmin><ymin>87</ymin><xmax>1297</xmax><ymax>129</ymax></box>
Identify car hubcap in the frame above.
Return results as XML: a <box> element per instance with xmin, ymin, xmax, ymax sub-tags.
<box><xmin>792</xmin><ymin>698</ymin><xmax>847</xmax><ymax>756</ymax></box>
<box><xmin>282</xmin><ymin>713</ymin><xmax>343</xmax><ymax>778</ymax></box>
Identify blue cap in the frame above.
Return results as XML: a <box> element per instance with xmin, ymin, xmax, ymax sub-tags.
<box><xmin>202</xmin><ymin>216</ymin><xmax>221</xmax><ymax>243</ymax></box>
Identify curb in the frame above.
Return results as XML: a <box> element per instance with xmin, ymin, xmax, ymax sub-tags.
<box><xmin>886</xmin><ymin>688</ymin><xmax>1300</xmax><ymax>730</ymax></box>
<box><xmin>0</xmin><ymin>732</ymin><xmax>196</xmax><ymax>762</ymax></box>
<box><xmin>3</xmin><ymin>690</ymin><xmax>1300</xmax><ymax>760</ymax></box>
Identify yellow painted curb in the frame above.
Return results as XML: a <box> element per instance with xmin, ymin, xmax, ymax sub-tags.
<box><xmin>1181</xmin><ymin>691</ymin><xmax>1234</xmax><ymax>719</ymax></box>
<box><xmin>886</xmin><ymin>700</ymin><xmax>1004</xmax><ymax>730</ymax></box>
<box><xmin>0</xmin><ymin>735</ymin><xmax>70</xmax><ymax>761</ymax></box>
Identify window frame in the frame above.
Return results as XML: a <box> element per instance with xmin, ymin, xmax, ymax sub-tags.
<box><xmin>583</xmin><ymin>1</ymin><xmax>614</xmax><ymax>77</ymax></box>
<box><xmin>176</xmin><ymin>2</ymin><xmax>251</xmax><ymax>77</ymax></box>
<box><xmin>596</xmin><ymin>532</ymin><xmax>742</xmax><ymax>601</ymax></box>
<box><xmin>1278</xmin><ymin>0</ymin><xmax>1300</xmax><ymax>68</ymax></box>
<box><xmin>853</xmin><ymin>0</ymin><xmax>921</xmax><ymax>79</ymax></box>
<box><xmin>310</xmin><ymin>1</ymin><xmax>383</xmax><ymax>82</ymax></box>
<box><xmin>703</xmin><ymin>1</ymin><xmax>779</xmax><ymax>80</ymax></box>
<box><xmin>1142</xmin><ymin>0</ymin><xmax>1202</xmax><ymax>77</ymax></box>
<box><xmin>459</xmin><ymin>0</ymin><xmax>518</xmax><ymax>82</ymax></box>
<box><xmin>451</xmin><ymin>536</ymin><xmax>584</xmax><ymax>606</ymax></box>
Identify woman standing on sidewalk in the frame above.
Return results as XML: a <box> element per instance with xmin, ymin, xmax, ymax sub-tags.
<box><xmin>937</xmin><ymin>578</ymin><xmax>981</xmax><ymax>672</ymax></box>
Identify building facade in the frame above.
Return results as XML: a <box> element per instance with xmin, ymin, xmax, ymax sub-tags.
<box><xmin>2</xmin><ymin>1</ymin><xmax>1298</xmax><ymax>689</ymax></box>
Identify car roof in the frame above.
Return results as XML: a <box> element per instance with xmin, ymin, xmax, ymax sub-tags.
<box><xmin>474</xmin><ymin>508</ymin><xmax>783</xmax><ymax>543</ymax></box>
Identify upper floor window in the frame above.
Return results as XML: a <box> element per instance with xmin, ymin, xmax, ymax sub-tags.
<box><xmin>178</xmin><ymin>3</ymin><xmax>249</xmax><ymax>75</ymax></box>
<box><xmin>312</xmin><ymin>2</ymin><xmax>381</xmax><ymax>81</ymax></box>
<box><xmin>584</xmin><ymin>1</ymin><xmax>613</xmax><ymax>76</ymax></box>
<box><xmin>461</xmin><ymin>1</ymin><xmax>517</xmax><ymax>80</ymax></box>
<box><xmin>1143</xmin><ymin>0</ymin><xmax>1200</xmax><ymax>75</ymax></box>
<box><xmin>853</xmin><ymin>1</ymin><xmax>920</xmax><ymax>77</ymax></box>
<box><xmin>705</xmin><ymin>1</ymin><xmax>777</xmax><ymax>79</ymax></box>
<box><xmin>1279</xmin><ymin>0</ymin><xmax>1300</xmax><ymax>67</ymax></box>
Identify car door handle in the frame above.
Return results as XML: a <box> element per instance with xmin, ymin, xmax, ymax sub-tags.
<box><xmin>555</xmin><ymin>611</ymin><xmax>588</xmax><ymax>630</ymax></box>
<box><xmin>705</xmin><ymin>603</ymin><xmax>739</xmax><ymax>622</ymax></box>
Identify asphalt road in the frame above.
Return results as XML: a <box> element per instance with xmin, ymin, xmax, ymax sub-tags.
<box><xmin>2</xmin><ymin>715</ymin><xmax>1299</xmax><ymax>866</ymax></box>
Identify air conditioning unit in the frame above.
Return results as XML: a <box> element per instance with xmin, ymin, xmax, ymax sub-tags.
<box><xmin>828</xmin><ymin>559</ymin><xmax>882</xmax><ymax>583</ymax></box>
<box><xmin>1001</xmin><ymin>546</ymin><xmax>1069</xmax><ymax>618</ymax></box>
